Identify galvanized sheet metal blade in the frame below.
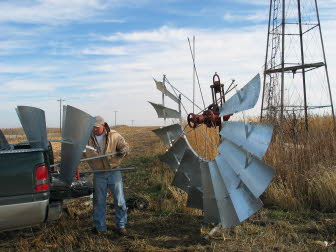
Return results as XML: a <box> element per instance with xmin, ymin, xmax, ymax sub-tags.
<box><xmin>186</xmin><ymin>186</ymin><xmax>203</xmax><ymax>210</ymax></box>
<box><xmin>171</xmin><ymin>148</ymin><xmax>201</xmax><ymax>194</ymax></box>
<box><xmin>0</xmin><ymin>130</ymin><xmax>10</xmax><ymax>150</ymax></box>
<box><xmin>208</xmin><ymin>160</ymin><xmax>240</xmax><ymax>228</ymax></box>
<box><xmin>218</xmin><ymin>140</ymin><xmax>275</xmax><ymax>198</ymax></box>
<box><xmin>60</xmin><ymin>105</ymin><xmax>95</xmax><ymax>185</ymax></box>
<box><xmin>62</xmin><ymin>105</ymin><xmax>67</xmax><ymax>130</ymax></box>
<box><xmin>229</xmin><ymin>183</ymin><xmax>263</xmax><ymax>223</ymax></box>
<box><xmin>152</xmin><ymin>124</ymin><xmax>183</xmax><ymax>146</ymax></box>
<box><xmin>220</xmin><ymin>122</ymin><xmax>273</xmax><ymax>158</ymax></box>
<box><xmin>215</xmin><ymin>154</ymin><xmax>263</xmax><ymax>222</ymax></box>
<box><xmin>200</xmin><ymin>161</ymin><xmax>221</xmax><ymax>223</ymax></box>
<box><xmin>15</xmin><ymin>106</ymin><xmax>48</xmax><ymax>149</ymax></box>
<box><xmin>160</xmin><ymin>137</ymin><xmax>188</xmax><ymax>172</ymax></box>
<box><xmin>219</xmin><ymin>74</ymin><xmax>261</xmax><ymax>116</ymax></box>
<box><xmin>148</xmin><ymin>102</ymin><xmax>181</xmax><ymax>119</ymax></box>
<box><xmin>154</xmin><ymin>79</ymin><xmax>180</xmax><ymax>104</ymax></box>
<box><xmin>177</xmin><ymin>149</ymin><xmax>202</xmax><ymax>188</ymax></box>
<box><xmin>171</xmin><ymin>171</ymin><xmax>190</xmax><ymax>192</ymax></box>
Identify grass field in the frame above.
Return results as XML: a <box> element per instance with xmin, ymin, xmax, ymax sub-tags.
<box><xmin>1</xmin><ymin>120</ymin><xmax>336</xmax><ymax>251</ymax></box>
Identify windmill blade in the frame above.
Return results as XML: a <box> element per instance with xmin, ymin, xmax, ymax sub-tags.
<box><xmin>153</xmin><ymin>124</ymin><xmax>183</xmax><ymax>146</ymax></box>
<box><xmin>220</xmin><ymin>122</ymin><xmax>273</xmax><ymax>158</ymax></box>
<box><xmin>160</xmin><ymin>137</ymin><xmax>189</xmax><ymax>172</ymax></box>
<box><xmin>15</xmin><ymin>106</ymin><xmax>48</xmax><ymax>150</ymax></box>
<box><xmin>176</xmin><ymin>149</ymin><xmax>202</xmax><ymax>188</ymax></box>
<box><xmin>62</xmin><ymin>105</ymin><xmax>67</xmax><ymax>130</ymax></box>
<box><xmin>0</xmin><ymin>130</ymin><xmax>11</xmax><ymax>150</ymax></box>
<box><xmin>154</xmin><ymin>79</ymin><xmax>180</xmax><ymax>104</ymax></box>
<box><xmin>214</xmin><ymin>154</ymin><xmax>263</xmax><ymax>223</ymax></box>
<box><xmin>171</xmin><ymin>148</ymin><xmax>201</xmax><ymax>192</ymax></box>
<box><xmin>200</xmin><ymin>161</ymin><xmax>221</xmax><ymax>223</ymax></box>
<box><xmin>171</xmin><ymin>171</ymin><xmax>190</xmax><ymax>192</ymax></box>
<box><xmin>186</xmin><ymin>186</ymin><xmax>203</xmax><ymax>210</ymax></box>
<box><xmin>218</xmin><ymin>139</ymin><xmax>275</xmax><ymax>198</ymax></box>
<box><xmin>149</xmin><ymin>102</ymin><xmax>181</xmax><ymax>119</ymax></box>
<box><xmin>220</xmin><ymin>74</ymin><xmax>261</xmax><ymax>116</ymax></box>
<box><xmin>59</xmin><ymin>105</ymin><xmax>95</xmax><ymax>185</ymax></box>
<box><xmin>208</xmin><ymin>160</ymin><xmax>240</xmax><ymax>228</ymax></box>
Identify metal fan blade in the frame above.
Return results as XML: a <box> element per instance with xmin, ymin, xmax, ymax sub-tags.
<box><xmin>154</xmin><ymin>79</ymin><xmax>180</xmax><ymax>104</ymax></box>
<box><xmin>208</xmin><ymin>160</ymin><xmax>240</xmax><ymax>228</ymax></box>
<box><xmin>171</xmin><ymin>148</ymin><xmax>201</xmax><ymax>193</ymax></box>
<box><xmin>160</xmin><ymin>137</ymin><xmax>188</xmax><ymax>172</ymax></box>
<box><xmin>148</xmin><ymin>102</ymin><xmax>181</xmax><ymax>119</ymax></box>
<box><xmin>186</xmin><ymin>186</ymin><xmax>203</xmax><ymax>210</ymax></box>
<box><xmin>16</xmin><ymin>106</ymin><xmax>48</xmax><ymax>149</ymax></box>
<box><xmin>220</xmin><ymin>122</ymin><xmax>273</xmax><ymax>158</ymax></box>
<box><xmin>0</xmin><ymin>130</ymin><xmax>11</xmax><ymax>150</ymax></box>
<box><xmin>214</xmin><ymin>154</ymin><xmax>263</xmax><ymax>222</ymax></box>
<box><xmin>220</xmin><ymin>74</ymin><xmax>261</xmax><ymax>116</ymax></box>
<box><xmin>177</xmin><ymin>149</ymin><xmax>202</xmax><ymax>188</ymax></box>
<box><xmin>218</xmin><ymin>139</ymin><xmax>275</xmax><ymax>198</ymax></box>
<box><xmin>152</xmin><ymin>124</ymin><xmax>183</xmax><ymax>145</ymax></box>
<box><xmin>171</xmin><ymin>171</ymin><xmax>190</xmax><ymax>192</ymax></box>
<box><xmin>200</xmin><ymin>161</ymin><xmax>221</xmax><ymax>223</ymax></box>
<box><xmin>62</xmin><ymin>105</ymin><xmax>67</xmax><ymax>130</ymax></box>
<box><xmin>60</xmin><ymin>105</ymin><xmax>95</xmax><ymax>185</ymax></box>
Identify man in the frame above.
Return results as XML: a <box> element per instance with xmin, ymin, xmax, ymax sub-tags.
<box><xmin>84</xmin><ymin>115</ymin><xmax>129</xmax><ymax>234</ymax></box>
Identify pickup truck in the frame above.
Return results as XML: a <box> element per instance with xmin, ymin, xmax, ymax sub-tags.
<box><xmin>0</xmin><ymin>141</ymin><xmax>93</xmax><ymax>232</ymax></box>
<box><xmin>0</xmin><ymin>105</ymin><xmax>95</xmax><ymax>232</ymax></box>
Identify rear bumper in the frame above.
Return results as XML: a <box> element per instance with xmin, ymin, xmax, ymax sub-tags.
<box><xmin>0</xmin><ymin>199</ymin><xmax>49</xmax><ymax>232</ymax></box>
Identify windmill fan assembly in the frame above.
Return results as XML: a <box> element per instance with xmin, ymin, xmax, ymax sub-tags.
<box><xmin>150</xmin><ymin>73</ymin><xmax>275</xmax><ymax>228</ymax></box>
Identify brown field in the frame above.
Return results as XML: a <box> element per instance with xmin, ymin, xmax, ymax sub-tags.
<box><xmin>1</xmin><ymin>118</ymin><xmax>336</xmax><ymax>251</ymax></box>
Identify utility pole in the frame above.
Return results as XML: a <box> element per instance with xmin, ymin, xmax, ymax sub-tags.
<box><xmin>114</xmin><ymin>110</ymin><xmax>118</xmax><ymax>126</ymax></box>
<box><xmin>57</xmin><ymin>98</ymin><xmax>65</xmax><ymax>134</ymax></box>
<box><xmin>131</xmin><ymin>120</ymin><xmax>134</xmax><ymax>127</ymax></box>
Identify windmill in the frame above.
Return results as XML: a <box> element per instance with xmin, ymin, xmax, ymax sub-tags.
<box><xmin>150</xmin><ymin>40</ymin><xmax>275</xmax><ymax>227</ymax></box>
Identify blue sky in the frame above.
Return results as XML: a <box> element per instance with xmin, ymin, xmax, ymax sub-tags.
<box><xmin>1</xmin><ymin>0</ymin><xmax>336</xmax><ymax>127</ymax></box>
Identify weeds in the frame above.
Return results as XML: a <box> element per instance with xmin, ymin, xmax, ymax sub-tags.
<box><xmin>1</xmin><ymin>121</ymin><xmax>336</xmax><ymax>251</ymax></box>
<box><xmin>184</xmin><ymin>115</ymin><xmax>336</xmax><ymax>212</ymax></box>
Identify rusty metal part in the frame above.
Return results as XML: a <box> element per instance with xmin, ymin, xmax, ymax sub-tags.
<box><xmin>187</xmin><ymin>73</ymin><xmax>232</xmax><ymax>129</ymax></box>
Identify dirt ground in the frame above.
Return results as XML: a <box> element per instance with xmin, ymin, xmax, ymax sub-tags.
<box><xmin>1</xmin><ymin>126</ymin><xmax>336</xmax><ymax>251</ymax></box>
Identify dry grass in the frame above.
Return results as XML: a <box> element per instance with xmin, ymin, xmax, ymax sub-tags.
<box><xmin>263</xmin><ymin>115</ymin><xmax>336</xmax><ymax>211</ymax></box>
<box><xmin>1</xmin><ymin>121</ymin><xmax>336</xmax><ymax>251</ymax></box>
<box><xmin>185</xmin><ymin>125</ymin><xmax>220</xmax><ymax>161</ymax></box>
<box><xmin>184</xmin><ymin>115</ymin><xmax>336</xmax><ymax>212</ymax></box>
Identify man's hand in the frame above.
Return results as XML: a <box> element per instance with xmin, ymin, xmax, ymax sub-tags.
<box><xmin>116</xmin><ymin>150</ymin><xmax>129</xmax><ymax>157</ymax></box>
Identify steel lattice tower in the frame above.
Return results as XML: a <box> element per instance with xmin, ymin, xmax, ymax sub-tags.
<box><xmin>260</xmin><ymin>0</ymin><xmax>335</xmax><ymax>130</ymax></box>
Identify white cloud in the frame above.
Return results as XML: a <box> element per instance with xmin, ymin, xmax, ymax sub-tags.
<box><xmin>2</xmin><ymin>80</ymin><xmax>57</xmax><ymax>92</ymax></box>
<box><xmin>101</xmin><ymin>26</ymin><xmax>191</xmax><ymax>42</ymax></box>
<box><xmin>223</xmin><ymin>11</ymin><xmax>269</xmax><ymax>22</ymax></box>
<box><xmin>81</xmin><ymin>46</ymin><xmax>128</xmax><ymax>56</ymax></box>
<box><xmin>0</xmin><ymin>64</ymin><xmax>57</xmax><ymax>74</ymax></box>
<box><xmin>0</xmin><ymin>0</ymin><xmax>106</xmax><ymax>25</ymax></box>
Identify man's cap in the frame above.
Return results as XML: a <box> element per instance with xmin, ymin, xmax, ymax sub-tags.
<box><xmin>94</xmin><ymin>115</ymin><xmax>105</xmax><ymax>127</ymax></box>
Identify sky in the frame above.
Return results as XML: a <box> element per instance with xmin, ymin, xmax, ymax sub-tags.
<box><xmin>1</xmin><ymin>0</ymin><xmax>336</xmax><ymax>128</ymax></box>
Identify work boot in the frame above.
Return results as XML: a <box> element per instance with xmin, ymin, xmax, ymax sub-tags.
<box><xmin>115</xmin><ymin>227</ymin><xmax>127</xmax><ymax>236</ymax></box>
<box><xmin>91</xmin><ymin>227</ymin><xmax>106</xmax><ymax>235</ymax></box>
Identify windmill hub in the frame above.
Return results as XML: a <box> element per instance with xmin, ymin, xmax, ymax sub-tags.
<box><xmin>187</xmin><ymin>73</ymin><xmax>232</xmax><ymax>129</ymax></box>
